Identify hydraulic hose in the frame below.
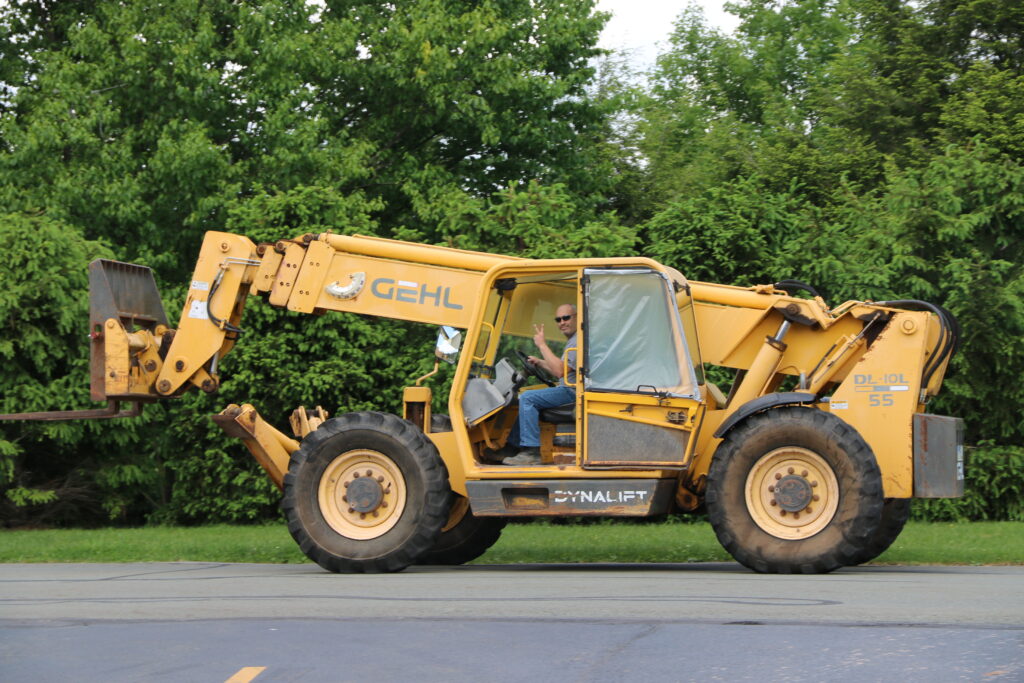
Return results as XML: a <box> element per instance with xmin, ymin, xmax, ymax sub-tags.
<box><xmin>876</xmin><ymin>299</ymin><xmax>959</xmax><ymax>388</ymax></box>
<box><xmin>207</xmin><ymin>270</ymin><xmax>243</xmax><ymax>335</ymax></box>
<box><xmin>773</xmin><ymin>279</ymin><xmax>821</xmax><ymax>299</ymax></box>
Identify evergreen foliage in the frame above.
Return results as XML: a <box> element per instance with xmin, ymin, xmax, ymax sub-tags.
<box><xmin>637</xmin><ymin>0</ymin><xmax>1024</xmax><ymax>520</ymax></box>
<box><xmin>0</xmin><ymin>0</ymin><xmax>628</xmax><ymax>525</ymax></box>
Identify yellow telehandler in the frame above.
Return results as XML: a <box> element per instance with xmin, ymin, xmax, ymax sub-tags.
<box><xmin>3</xmin><ymin>230</ymin><xmax>963</xmax><ymax>573</ymax></box>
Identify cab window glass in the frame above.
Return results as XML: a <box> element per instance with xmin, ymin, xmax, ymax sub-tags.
<box><xmin>584</xmin><ymin>269</ymin><xmax>698</xmax><ymax>397</ymax></box>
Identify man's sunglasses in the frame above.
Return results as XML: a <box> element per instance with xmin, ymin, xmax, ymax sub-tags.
<box><xmin>554</xmin><ymin>315</ymin><xmax>574</xmax><ymax>323</ymax></box>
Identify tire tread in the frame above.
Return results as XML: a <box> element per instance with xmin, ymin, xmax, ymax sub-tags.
<box><xmin>706</xmin><ymin>407</ymin><xmax>883</xmax><ymax>574</ymax></box>
<box><xmin>282</xmin><ymin>411</ymin><xmax>451</xmax><ymax>573</ymax></box>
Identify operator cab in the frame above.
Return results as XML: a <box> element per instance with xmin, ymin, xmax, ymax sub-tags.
<box><xmin>454</xmin><ymin>263</ymin><xmax>706</xmax><ymax>470</ymax></box>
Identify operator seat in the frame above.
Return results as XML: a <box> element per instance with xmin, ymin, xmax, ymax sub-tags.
<box><xmin>539</xmin><ymin>403</ymin><xmax>574</xmax><ymax>424</ymax></box>
<box><xmin>540</xmin><ymin>403</ymin><xmax>576</xmax><ymax>447</ymax></box>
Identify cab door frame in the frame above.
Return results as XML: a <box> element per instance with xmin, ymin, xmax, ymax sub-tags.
<box><xmin>579</xmin><ymin>267</ymin><xmax>704</xmax><ymax>469</ymax></box>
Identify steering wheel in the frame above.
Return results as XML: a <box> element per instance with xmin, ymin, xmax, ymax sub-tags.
<box><xmin>513</xmin><ymin>349</ymin><xmax>557</xmax><ymax>387</ymax></box>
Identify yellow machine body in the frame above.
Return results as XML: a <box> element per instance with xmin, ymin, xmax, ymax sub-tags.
<box><xmin>7</xmin><ymin>227</ymin><xmax>960</xmax><ymax>574</ymax></box>
<box><xmin>79</xmin><ymin>230</ymin><xmax>958</xmax><ymax>505</ymax></box>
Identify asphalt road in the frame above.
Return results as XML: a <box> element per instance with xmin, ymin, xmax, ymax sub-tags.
<box><xmin>2</xmin><ymin>562</ymin><xmax>1022</xmax><ymax>682</ymax></box>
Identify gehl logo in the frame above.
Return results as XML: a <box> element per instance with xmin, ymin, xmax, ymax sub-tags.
<box><xmin>371</xmin><ymin>278</ymin><xmax>463</xmax><ymax>310</ymax></box>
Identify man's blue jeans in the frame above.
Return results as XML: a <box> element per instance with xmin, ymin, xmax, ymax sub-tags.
<box><xmin>509</xmin><ymin>385</ymin><xmax>576</xmax><ymax>448</ymax></box>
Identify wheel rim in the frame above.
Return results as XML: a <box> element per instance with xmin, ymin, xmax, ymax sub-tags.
<box><xmin>744</xmin><ymin>447</ymin><xmax>840</xmax><ymax>540</ymax></box>
<box><xmin>318</xmin><ymin>449</ymin><xmax>407</xmax><ymax>540</ymax></box>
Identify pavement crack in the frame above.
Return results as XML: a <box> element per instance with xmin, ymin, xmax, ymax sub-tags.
<box><xmin>575</xmin><ymin>622</ymin><xmax>661</xmax><ymax>683</ymax></box>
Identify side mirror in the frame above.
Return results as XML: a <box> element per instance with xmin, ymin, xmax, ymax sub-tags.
<box><xmin>435</xmin><ymin>326</ymin><xmax>462</xmax><ymax>364</ymax></box>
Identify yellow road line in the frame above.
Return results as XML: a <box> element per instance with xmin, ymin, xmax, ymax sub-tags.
<box><xmin>225</xmin><ymin>666</ymin><xmax>266</xmax><ymax>683</ymax></box>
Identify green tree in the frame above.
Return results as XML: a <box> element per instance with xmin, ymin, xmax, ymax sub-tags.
<box><xmin>1</xmin><ymin>0</ymin><xmax>620</xmax><ymax>281</ymax></box>
<box><xmin>0</xmin><ymin>214</ymin><xmax>169</xmax><ymax>525</ymax></box>
<box><xmin>0</xmin><ymin>0</ymin><xmax>628</xmax><ymax>525</ymax></box>
<box><xmin>636</xmin><ymin>0</ymin><xmax>1024</xmax><ymax>511</ymax></box>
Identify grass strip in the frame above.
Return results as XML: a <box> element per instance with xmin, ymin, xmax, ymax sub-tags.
<box><xmin>0</xmin><ymin>525</ymin><xmax>309</xmax><ymax>564</ymax></box>
<box><xmin>0</xmin><ymin>521</ymin><xmax>1020</xmax><ymax>566</ymax></box>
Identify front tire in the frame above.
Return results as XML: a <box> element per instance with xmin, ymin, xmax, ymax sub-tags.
<box><xmin>706</xmin><ymin>407</ymin><xmax>883</xmax><ymax>574</ymax></box>
<box><xmin>282</xmin><ymin>411</ymin><xmax>451</xmax><ymax>573</ymax></box>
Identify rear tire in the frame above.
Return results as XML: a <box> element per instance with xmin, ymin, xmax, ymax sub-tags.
<box><xmin>706</xmin><ymin>407</ymin><xmax>883</xmax><ymax>574</ymax></box>
<box><xmin>418</xmin><ymin>495</ymin><xmax>506</xmax><ymax>565</ymax></box>
<box><xmin>846</xmin><ymin>498</ymin><xmax>911</xmax><ymax>566</ymax></box>
<box><xmin>282</xmin><ymin>411</ymin><xmax>451</xmax><ymax>573</ymax></box>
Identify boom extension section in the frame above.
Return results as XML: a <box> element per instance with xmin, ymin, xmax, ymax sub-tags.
<box><xmin>102</xmin><ymin>231</ymin><xmax>516</xmax><ymax>403</ymax></box>
<box><xmin>1</xmin><ymin>230</ymin><xmax>518</xmax><ymax>423</ymax></box>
